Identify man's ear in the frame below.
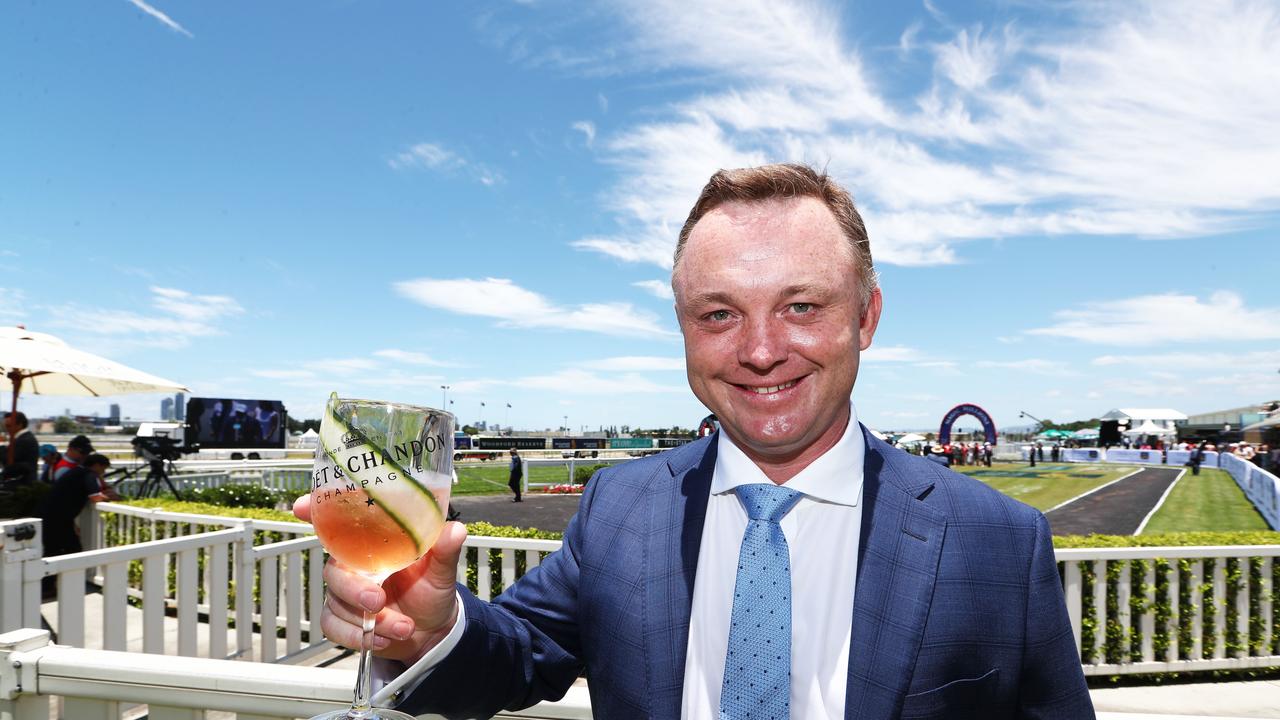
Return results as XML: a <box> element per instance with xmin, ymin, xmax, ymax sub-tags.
<box><xmin>858</xmin><ymin>287</ymin><xmax>883</xmax><ymax>351</ymax></box>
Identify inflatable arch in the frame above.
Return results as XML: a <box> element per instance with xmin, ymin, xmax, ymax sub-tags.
<box><xmin>938</xmin><ymin>403</ymin><xmax>997</xmax><ymax>445</ymax></box>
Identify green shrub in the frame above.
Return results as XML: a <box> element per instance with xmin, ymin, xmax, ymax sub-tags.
<box><xmin>0</xmin><ymin>483</ymin><xmax>51</xmax><ymax>519</ymax></box>
<box><xmin>178</xmin><ymin>484</ymin><xmax>293</xmax><ymax>509</ymax></box>
<box><xmin>573</xmin><ymin>464</ymin><xmax>608</xmax><ymax>484</ymax></box>
<box><xmin>121</xmin><ymin>498</ymin><xmax>300</xmax><ymax>523</ymax></box>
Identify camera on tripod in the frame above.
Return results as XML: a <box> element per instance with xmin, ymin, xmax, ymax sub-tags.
<box><xmin>132</xmin><ymin>434</ymin><xmax>200</xmax><ymax>463</ymax></box>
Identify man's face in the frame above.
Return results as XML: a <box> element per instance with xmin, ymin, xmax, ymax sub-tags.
<box><xmin>3</xmin><ymin>414</ymin><xmax>17</xmax><ymax>435</ymax></box>
<box><xmin>674</xmin><ymin>196</ymin><xmax>882</xmax><ymax>467</ymax></box>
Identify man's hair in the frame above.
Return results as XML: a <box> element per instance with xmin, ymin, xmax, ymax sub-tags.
<box><xmin>673</xmin><ymin>163</ymin><xmax>878</xmax><ymax>308</ymax></box>
<box><xmin>4</xmin><ymin>411</ymin><xmax>29</xmax><ymax>429</ymax></box>
<box><xmin>83</xmin><ymin>453</ymin><xmax>111</xmax><ymax>469</ymax></box>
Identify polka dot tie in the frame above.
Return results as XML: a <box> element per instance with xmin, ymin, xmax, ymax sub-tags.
<box><xmin>719</xmin><ymin>484</ymin><xmax>803</xmax><ymax>720</ymax></box>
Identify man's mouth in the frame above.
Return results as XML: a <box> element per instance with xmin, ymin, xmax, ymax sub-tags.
<box><xmin>741</xmin><ymin>379</ymin><xmax>798</xmax><ymax>395</ymax></box>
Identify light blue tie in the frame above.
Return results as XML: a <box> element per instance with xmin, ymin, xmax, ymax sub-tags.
<box><xmin>720</xmin><ymin>484</ymin><xmax>803</xmax><ymax>720</ymax></box>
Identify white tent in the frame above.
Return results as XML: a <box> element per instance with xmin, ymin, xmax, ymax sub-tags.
<box><xmin>895</xmin><ymin>433</ymin><xmax>927</xmax><ymax>445</ymax></box>
<box><xmin>295</xmin><ymin>427</ymin><xmax>320</xmax><ymax>449</ymax></box>
<box><xmin>1126</xmin><ymin>419</ymin><xmax>1173</xmax><ymax>436</ymax></box>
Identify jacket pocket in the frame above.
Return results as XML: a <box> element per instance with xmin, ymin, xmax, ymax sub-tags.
<box><xmin>899</xmin><ymin>668</ymin><xmax>1000</xmax><ymax>719</ymax></box>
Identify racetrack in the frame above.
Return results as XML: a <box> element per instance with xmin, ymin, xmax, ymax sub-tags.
<box><xmin>1045</xmin><ymin>467</ymin><xmax>1182</xmax><ymax>536</ymax></box>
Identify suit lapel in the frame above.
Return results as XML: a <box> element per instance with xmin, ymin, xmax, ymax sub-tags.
<box><xmin>845</xmin><ymin>430</ymin><xmax>946</xmax><ymax>718</ymax></box>
<box><xmin>644</xmin><ymin>438</ymin><xmax>716</xmax><ymax>718</ymax></box>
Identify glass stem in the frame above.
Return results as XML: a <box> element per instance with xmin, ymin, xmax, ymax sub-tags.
<box><xmin>348</xmin><ymin>610</ymin><xmax>377</xmax><ymax>718</ymax></box>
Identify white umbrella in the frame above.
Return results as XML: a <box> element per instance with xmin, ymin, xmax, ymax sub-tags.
<box><xmin>1</xmin><ymin>325</ymin><xmax>188</xmax><ymax>413</ymax></box>
<box><xmin>896</xmin><ymin>433</ymin><xmax>927</xmax><ymax>444</ymax></box>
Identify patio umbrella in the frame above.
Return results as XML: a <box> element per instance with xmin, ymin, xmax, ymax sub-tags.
<box><xmin>1</xmin><ymin>325</ymin><xmax>188</xmax><ymax>414</ymax></box>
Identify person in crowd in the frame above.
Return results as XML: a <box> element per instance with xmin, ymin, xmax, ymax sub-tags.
<box><xmin>983</xmin><ymin>441</ymin><xmax>993</xmax><ymax>466</ymax></box>
<box><xmin>1188</xmin><ymin>441</ymin><xmax>1206</xmax><ymax>476</ymax></box>
<box><xmin>38</xmin><ymin>453</ymin><xmax>119</xmax><ymax>557</ymax></box>
<box><xmin>295</xmin><ymin>163</ymin><xmax>1092</xmax><ymax>718</ymax></box>
<box><xmin>1</xmin><ymin>411</ymin><xmax>40</xmax><ymax>485</ymax></box>
<box><xmin>53</xmin><ymin>435</ymin><xmax>95</xmax><ymax>482</ymax></box>
<box><xmin>925</xmin><ymin>444</ymin><xmax>951</xmax><ymax>467</ymax></box>
<box><xmin>1029</xmin><ymin>441</ymin><xmax>1037</xmax><ymax>467</ymax></box>
<box><xmin>507</xmin><ymin>447</ymin><xmax>523</xmax><ymax>503</ymax></box>
<box><xmin>38</xmin><ymin>444</ymin><xmax>61</xmax><ymax>483</ymax></box>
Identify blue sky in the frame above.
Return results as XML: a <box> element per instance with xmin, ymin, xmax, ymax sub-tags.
<box><xmin>2</xmin><ymin>0</ymin><xmax>1278</xmax><ymax>434</ymax></box>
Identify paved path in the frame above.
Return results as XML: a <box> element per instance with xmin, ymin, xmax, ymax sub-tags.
<box><xmin>450</xmin><ymin>493</ymin><xmax>582</xmax><ymax>533</ymax></box>
<box><xmin>1046</xmin><ymin>467</ymin><xmax>1182</xmax><ymax>535</ymax></box>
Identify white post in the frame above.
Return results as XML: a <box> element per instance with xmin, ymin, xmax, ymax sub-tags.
<box><xmin>1063</xmin><ymin>562</ymin><xmax>1082</xmax><ymax>656</ymax></box>
<box><xmin>0</xmin><ymin>520</ymin><xmax>41</xmax><ymax>635</ymax></box>
<box><xmin>0</xmin><ymin>628</ymin><xmax>52</xmax><ymax>720</ymax></box>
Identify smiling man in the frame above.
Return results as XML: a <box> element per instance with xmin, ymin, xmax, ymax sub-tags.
<box><xmin>300</xmin><ymin>164</ymin><xmax>1093</xmax><ymax>719</ymax></box>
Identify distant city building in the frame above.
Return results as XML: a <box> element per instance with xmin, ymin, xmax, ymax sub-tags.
<box><xmin>174</xmin><ymin>392</ymin><xmax>186</xmax><ymax>421</ymax></box>
<box><xmin>161</xmin><ymin>397</ymin><xmax>174</xmax><ymax>421</ymax></box>
<box><xmin>109</xmin><ymin>403</ymin><xmax>121</xmax><ymax>424</ymax></box>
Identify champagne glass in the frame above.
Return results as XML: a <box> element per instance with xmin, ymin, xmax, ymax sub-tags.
<box><xmin>309</xmin><ymin>393</ymin><xmax>454</xmax><ymax>720</ymax></box>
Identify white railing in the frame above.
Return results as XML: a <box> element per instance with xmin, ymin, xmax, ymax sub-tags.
<box><xmin>0</xmin><ymin>628</ymin><xmax>593</xmax><ymax>719</ymax></box>
<box><xmin>0</xmin><ymin>509</ymin><xmax>328</xmax><ymax>664</ymax></box>
<box><xmin>1059</xmin><ymin>544</ymin><xmax>1280</xmax><ymax>675</ymax></box>
<box><xmin>520</xmin><ymin>457</ymin><xmax>631</xmax><ymax>492</ymax></box>
<box><xmin>1220</xmin><ymin>453</ymin><xmax>1280</xmax><ymax>530</ymax></box>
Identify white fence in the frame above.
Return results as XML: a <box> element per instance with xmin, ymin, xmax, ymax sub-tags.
<box><xmin>0</xmin><ymin>627</ymin><xmax>593</xmax><ymax>720</ymax></box>
<box><xmin>0</xmin><ymin>506</ymin><xmax>329</xmax><ymax>665</ymax></box>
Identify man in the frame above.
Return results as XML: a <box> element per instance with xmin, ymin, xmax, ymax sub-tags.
<box><xmin>297</xmin><ymin>164</ymin><xmax>1092</xmax><ymax>718</ymax></box>
<box><xmin>38</xmin><ymin>444</ymin><xmax>61</xmax><ymax>483</ymax></box>
<box><xmin>53</xmin><ymin>435</ymin><xmax>95</xmax><ymax>481</ymax></box>
<box><xmin>1</xmin><ymin>411</ymin><xmax>40</xmax><ymax>485</ymax></box>
<box><xmin>507</xmin><ymin>447</ymin><xmax>523</xmax><ymax>503</ymax></box>
<box><xmin>38</xmin><ymin>453</ymin><xmax>119</xmax><ymax>557</ymax></box>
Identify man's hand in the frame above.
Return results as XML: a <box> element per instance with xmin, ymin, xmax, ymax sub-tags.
<box><xmin>293</xmin><ymin>494</ymin><xmax>467</xmax><ymax>665</ymax></box>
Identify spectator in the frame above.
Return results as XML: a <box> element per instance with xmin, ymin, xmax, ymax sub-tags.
<box><xmin>1</xmin><ymin>411</ymin><xmax>40</xmax><ymax>485</ymax></box>
<box><xmin>926</xmin><ymin>445</ymin><xmax>951</xmax><ymax>467</ymax></box>
<box><xmin>38</xmin><ymin>444</ymin><xmax>60</xmax><ymax>483</ymax></box>
<box><xmin>53</xmin><ymin>435</ymin><xmax>96</xmax><ymax>481</ymax></box>
<box><xmin>1188</xmin><ymin>442</ymin><xmax>1206</xmax><ymax>476</ymax></box>
<box><xmin>508</xmin><ymin>447</ymin><xmax>523</xmax><ymax>503</ymax></box>
<box><xmin>37</xmin><ymin>453</ymin><xmax>119</xmax><ymax>557</ymax></box>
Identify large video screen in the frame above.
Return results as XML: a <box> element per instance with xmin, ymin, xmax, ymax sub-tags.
<box><xmin>185</xmin><ymin>397</ymin><xmax>287</xmax><ymax>449</ymax></box>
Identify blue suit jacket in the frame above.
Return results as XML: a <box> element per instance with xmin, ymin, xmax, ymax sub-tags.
<box><xmin>404</xmin><ymin>428</ymin><xmax>1094</xmax><ymax>719</ymax></box>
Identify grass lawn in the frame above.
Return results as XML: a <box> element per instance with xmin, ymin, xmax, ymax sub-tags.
<box><xmin>453</xmin><ymin>462</ymin><xmax>590</xmax><ymax>496</ymax></box>
<box><xmin>1140</xmin><ymin>467</ymin><xmax>1270</xmax><ymax>533</ymax></box>
<box><xmin>957</xmin><ymin>462</ymin><xmax>1134</xmax><ymax>511</ymax></box>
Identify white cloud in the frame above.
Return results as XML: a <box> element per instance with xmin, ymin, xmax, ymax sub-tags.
<box><xmin>374</xmin><ymin>349</ymin><xmax>458</xmax><ymax>367</ymax></box>
<box><xmin>578</xmin><ymin>356</ymin><xmax>685</xmax><ymax>371</ymax></box>
<box><xmin>862</xmin><ymin>345</ymin><xmax>926</xmax><ymax>363</ymax></box>
<box><xmin>45</xmin><ymin>286</ymin><xmax>243</xmax><ymax>348</ymax></box>
<box><xmin>632</xmin><ymin>279</ymin><xmax>674</xmax><ymax>300</ymax></box>
<box><xmin>571</xmin><ymin>120</ymin><xmax>596</xmax><ymax>147</ymax></box>
<box><xmin>125</xmin><ymin>0</ymin><xmax>193</xmax><ymax>38</ymax></box>
<box><xmin>388</xmin><ymin>143</ymin><xmax>460</xmax><ymax>171</ymax></box>
<box><xmin>388</xmin><ymin>142</ymin><xmax>504</xmax><ymax>185</ymax></box>
<box><xmin>394</xmin><ymin>277</ymin><xmax>677</xmax><ymax>338</ymax></box>
<box><xmin>516</xmin><ymin>369</ymin><xmax>685</xmax><ymax>395</ymax></box>
<box><xmin>250</xmin><ymin>369</ymin><xmax>316</xmax><ymax>381</ymax></box>
<box><xmin>0</xmin><ymin>288</ymin><xmax>27</xmax><ymax>319</ymax></box>
<box><xmin>1093</xmin><ymin>349</ymin><xmax>1280</xmax><ymax>369</ymax></box>
<box><xmin>150</xmin><ymin>286</ymin><xmax>243</xmax><ymax>323</ymax></box>
<box><xmin>975</xmin><ymin>358</ymin><xmax>1078</xmax><ymax>376</ymax></box>
<box><xmin>1030</xmin><ymin>291</ymin><xmax>1280</xmax><ymax>345</ymax></box>
<box><xmin>562</xmin><ymin>0</ymin><xmax>1280</xmax><ymax>270</ymax></box>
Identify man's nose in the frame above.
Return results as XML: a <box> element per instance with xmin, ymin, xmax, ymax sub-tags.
<box><xmin>737</xmin><ymin>317</ymin><xmax>787</xmax><ymax>371</ymax></box>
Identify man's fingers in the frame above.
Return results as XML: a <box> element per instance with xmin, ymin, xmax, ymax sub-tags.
<box><xmin>320</xmin><ymin>606</ymin><xmax>391</xmax><ymax>651</ymax></box>
<box><xmin>323</xmin><ymin>591</ymin><xmax>419</xmax><ymax>642</ymax></box>
<box><xmin>323</xmin><ymin>559</ymin><xmax>384</xmax><ymax>612</ymax></box>
<box><xmin>292</xmin><ymin>494</ymin><xmax>311</xmax><ymax>522</ymax></box>
<box><xmin>423</xmin><ymin>521</ymin><xmax>468</xmax><ymax>591</ymax></box>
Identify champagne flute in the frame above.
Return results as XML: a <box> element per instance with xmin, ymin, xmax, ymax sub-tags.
<box><xmin>309</xmin><ymin>393</ymin><xmax>454</xmax><ymax>720</ymax></box>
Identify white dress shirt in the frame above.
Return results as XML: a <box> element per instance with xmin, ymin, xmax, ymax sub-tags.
<box><xmin>682</xmin><ymin>405</ymin><xmax>865</xmax><ymax>720</ymax></box>
<box><xmin>378</xmin><ymin>406</ymin><xmax>866</xmax><ymax>716</ymax></box>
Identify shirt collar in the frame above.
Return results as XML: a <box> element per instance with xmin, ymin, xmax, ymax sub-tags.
<box><xmin>14</xmin><ymin>428</ymin><xmax>31</xmax><ymax>438</ymax></box>
<box><xmin>712</xmin><ymin>403</ymin><xmax>865</xmax><ymax>508</ymax></box>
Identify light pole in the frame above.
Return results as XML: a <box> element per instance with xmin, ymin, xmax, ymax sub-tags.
<box><xmin>563</xmin><ymin>415</ymin><xmax>568</xmax><ymax>436</ymax></box>
<box><xmin>440</xmin><ymin>385</ymin><xmax>450</xmax><ymax>409</ymax></box>
<box><xmin>505</xmin><ymin>403</ymin><xmax>511</xmax><ymax>431</ymax></box>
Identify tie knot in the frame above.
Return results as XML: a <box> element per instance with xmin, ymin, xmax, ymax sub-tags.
<box><xmin>734</xmin><ymin>483</ymin><xmax>803</xmax><ymax>522</ymax></box>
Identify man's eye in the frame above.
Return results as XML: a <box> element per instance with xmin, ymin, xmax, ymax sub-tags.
<box><xmin>706</xmin><ymin>310</ymin><xmax>731</xmax><ymax>322</ymax></box>
<box><xmin>790</xmin><ymin>303</ymin><xmax>814</xmax><ymax>314</ymax></box>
